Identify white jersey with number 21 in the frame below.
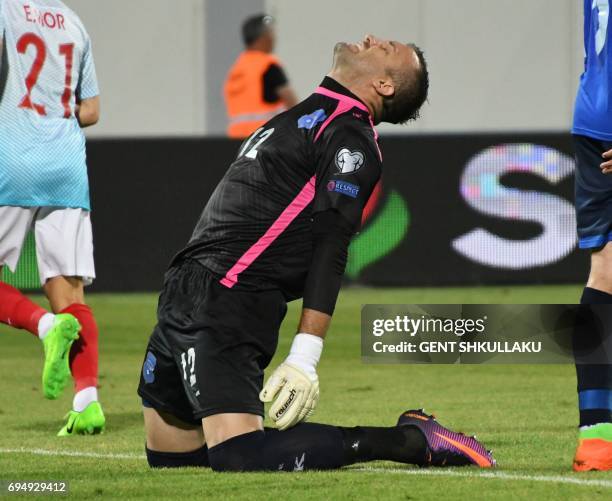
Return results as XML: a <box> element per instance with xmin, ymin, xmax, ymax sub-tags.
<box><xmin>0</xmin><ymin>0</ymin><xmax>98</xmax><ymax>210</ymax></box>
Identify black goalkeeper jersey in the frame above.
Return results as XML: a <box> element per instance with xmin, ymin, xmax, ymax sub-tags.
<box><xmin>175</xmin><ymin>77</ymin><xmax>383</xmax><ymax>300</ymax></box>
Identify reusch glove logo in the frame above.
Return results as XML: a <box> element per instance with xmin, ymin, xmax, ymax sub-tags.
<box><xmin>275</xmin><ymin>388</ymin><xmax>297</xmax><ymax>419</ymax></box>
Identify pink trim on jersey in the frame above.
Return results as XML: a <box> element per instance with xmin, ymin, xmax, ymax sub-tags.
<box><xmin>220</xmin><ymin>176</ymin><xmax>317</xmax><ymax>288</ymax></box>
<box><xmin>219</xmin><ymin>85</ymin><xmax>382</xmax><ymax>288</ymax></box>
<box><xmin>314</xmin><ymin>86</ymin><xmax>383</xmax><ymax>161</ymax></box>
<box><xmin>314</xmin><ymin>87</ymin><xmax>369</xmax><ymax>112</ymax></box>
<box><xmin>368</xmin><ymin>116</ymin><xmax>383</xmax><ymax>161</ymax></box>
<box><xmin>314</xmin><ymin>87</ymin><xmax>367</xmax><ymax>143</ymax></box>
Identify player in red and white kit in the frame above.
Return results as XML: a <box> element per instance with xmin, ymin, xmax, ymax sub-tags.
<box><xmin>0</xmin><ymin>0</ymin><xmax>104</xmax><ymax>435</ymax></box>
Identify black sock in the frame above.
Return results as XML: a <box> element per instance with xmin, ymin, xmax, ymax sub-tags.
<box><xmin>207</xmin><ymin>422</ymin><xmax>426</xmax><ymax>472</ymax></box>
<box><xmin>208</xmin><ymin>424</ymin><xmax>344</xmax><ymax>472</ymax></box>
<box><xmin>574</xmin><ymin>287</ymin><xmax>612</xmax><ymax>427</ymax></box>
<box><xmin>146</xmin><ymin>444</ymin><xmax>209</xmax><ymax>468</ymax></box>
<box><xmin>340</xmin><ymin>426</ymin><xmax>427</xmax><ymax>465</ymax></box>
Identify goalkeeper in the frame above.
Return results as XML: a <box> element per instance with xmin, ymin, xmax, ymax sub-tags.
<box><xmin>138</xmin><ymin>34</ymin><xmax>494</xmax><ymax>471</ymax></box>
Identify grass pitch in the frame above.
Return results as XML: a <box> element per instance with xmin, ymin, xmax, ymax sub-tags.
<box><xmin>2</xmin><ymin>285</ymin><xmax>612</xmax><ymax>499</ymax></box>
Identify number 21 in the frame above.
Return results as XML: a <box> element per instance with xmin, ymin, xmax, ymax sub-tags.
<box><xmin>17</xmin><ymin>32</ymin><xmax>74</xmax><ymax>117</ymax></box>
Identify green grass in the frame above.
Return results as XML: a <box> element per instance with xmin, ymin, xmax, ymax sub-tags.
<box><xmin>1</xmin><ymin>285</ymin><xmax>612</xmax><ymax>499</ymax></box>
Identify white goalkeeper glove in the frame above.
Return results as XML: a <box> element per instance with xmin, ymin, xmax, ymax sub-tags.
<box><xmin>259</xmin><ymin>333</ymin><xmax>323</xmax><ymax>431</ymax></box>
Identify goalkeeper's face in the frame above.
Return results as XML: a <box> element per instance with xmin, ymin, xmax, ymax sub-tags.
<box><xmin>332</xmin><ymin>34</ymin><xmax>415</xmax><ymax>81</ymax></box>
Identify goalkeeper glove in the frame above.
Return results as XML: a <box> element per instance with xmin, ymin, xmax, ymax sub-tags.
<box><xmin>259</xmin><ymin>333</ymin><xmax>323</xmax><ymax>430</ymax></box>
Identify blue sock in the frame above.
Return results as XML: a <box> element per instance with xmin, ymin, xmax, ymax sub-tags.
<box><xmin>578</xmin><ymin>390</ymin><xmax>612</xmax><ymax>427</ymax></box>
<box><xmin>574</xmin><ymin>287</ymin><xmax>612</xmax><ymax>427</ymax></box>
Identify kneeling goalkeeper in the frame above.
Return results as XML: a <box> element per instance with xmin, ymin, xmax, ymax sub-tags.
<box><xmin>138</xmin><ymin>34</ymin><xmax>495</xmax><ymax>471</ymax></box>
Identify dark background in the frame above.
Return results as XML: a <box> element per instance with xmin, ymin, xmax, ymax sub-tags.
<box><xmin>87</xmin><ymin>134</ymin><xmax>587</xmax><ymax>292</ymax></box>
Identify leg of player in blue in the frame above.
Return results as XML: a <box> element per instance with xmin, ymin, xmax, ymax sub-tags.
<box><xmin>572</xmin><ymin>285</ymin><xmax>612</xmax><ymax>471</ymax></box>
<box><xmin>571</xmin><ymin>135</ymin><xmax>612</xmax><ymax>471</ymax></box>
<box><xmin>571</xmin><ymin>0</ymin><xmax>612</xmax><ymax>470</ymax></box>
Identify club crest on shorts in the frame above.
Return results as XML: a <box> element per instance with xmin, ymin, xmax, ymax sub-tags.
<box><xmin>143</xmin><ymin>351</ymin><xmax>157</xmax><ymax>384</ymax></box>
<box><xmin>335</xmin><ymin>148</ymin><xmax>365</xmax><ymax>174</ymax></box>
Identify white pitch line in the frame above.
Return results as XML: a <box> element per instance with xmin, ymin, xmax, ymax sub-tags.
<box><xmin>1</xmin><ymin>449</ymin><xmax>611</xmax><ymax>488</ymax></box>
<box><xmin>0</xmin><ymin>448</ymin><xmax>144</xmax><ymax>460</ymax></box>
<box><xmin>353</xmin><ymin>467</ymin><xmax>612</xmax><ymax>488</ymax></box>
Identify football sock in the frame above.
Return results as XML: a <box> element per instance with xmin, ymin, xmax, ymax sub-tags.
<box><xmin>0</xmin><ymin>281</ymin><xmax>46</xmax><ymax>337</ymax></box>
<box><xmin>340</xmin><ymin>425</ymin><xmax>427</xmax><ymax>464</ymax></box>
<box><xmin>207</xmin><ymin>423</ymin><xmax>426</xmax><ymax>472</ymax></box>
<box><xmin>578</xmin><ymin>390</ymin><xmax>612</xmax><ymax>428</ymax></box>
<box><xmin>37</xmin><ymin>313</ymin><xmax>55</xmax><ymax>340</ymax></box>
<box><xmin>61</xmin><ymin>303</ymin><xmax>99</xmax><ymax>392</ymax></box>
<box><xmin>574</xmin><ymin>287</ymin><xmax>612</xmax><ymax>427</ymax></box>
<box><xmin>73</xmin><ymin>386</ymin><xmax>98</xmax><ymax>412</ymax></box>
<box><xmin>146</xmin><ymin>445</ymin><xmax>210</xmax><ymax>468</ymax></box>
<box><xmin>578</xmin><ymin>422</ymin><xmax>612</xmax><ymax>439</ymax></box>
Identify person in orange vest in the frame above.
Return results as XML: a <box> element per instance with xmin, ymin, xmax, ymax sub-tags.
<box><xmin>224</xmin><ymin>14</ymin><xmax>298</xmax><ymax>138</ymax></box>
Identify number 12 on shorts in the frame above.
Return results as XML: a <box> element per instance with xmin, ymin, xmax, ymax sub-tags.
<box><xmin>180</xmin><ymin>348</ymin><xmax>196</xmax><ymax>387</ymax></box>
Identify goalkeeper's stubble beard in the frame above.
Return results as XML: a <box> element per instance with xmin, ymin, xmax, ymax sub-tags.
<box><xmin>329</xmin><ymin>42</ymin><xmax>377</xmax><ymax>94</ymax></box>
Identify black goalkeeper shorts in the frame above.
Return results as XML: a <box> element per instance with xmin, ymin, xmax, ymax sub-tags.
<box><xmin>137</xmin><ymin>260</ymin><xmax>287</xmax><ymax>425</ymax></box>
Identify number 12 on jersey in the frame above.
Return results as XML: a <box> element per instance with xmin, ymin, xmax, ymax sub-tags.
<box><xmin>239</xmin><ymin>128</ymin><xmax>275</xmax><ymax>159</ymax></box>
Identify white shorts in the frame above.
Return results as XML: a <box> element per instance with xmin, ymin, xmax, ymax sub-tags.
<box><xmin>0</xmin><ymin>206</ymin><xmax>95</xmax><ymax>286</ymax></box>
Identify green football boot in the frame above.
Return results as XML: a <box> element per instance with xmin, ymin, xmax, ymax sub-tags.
<box><xmin>57</xmin><ymin>401</ymin><xmax>106</xmax><ymax>436</ymax></box>
<box><xmin>573</xmin><ymin>423</ymin><xmax>612</xmax><ymax>471</ymax></box>
<box><xmin>42</xmin><ymin>314</ymin><xmax>80</xmax><ymax>399</ymax></box>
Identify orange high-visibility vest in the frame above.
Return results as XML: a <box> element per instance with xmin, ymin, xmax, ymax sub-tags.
<box><xmin>224</xmin><ymin>51</ymin><xmax>286</xmax><ymax>138</ymax></box>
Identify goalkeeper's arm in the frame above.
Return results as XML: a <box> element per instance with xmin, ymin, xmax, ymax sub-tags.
<box><xmin>260</xmin><ymin>209</ymin><xmax>353</xmax><ymax>430</ymax></box>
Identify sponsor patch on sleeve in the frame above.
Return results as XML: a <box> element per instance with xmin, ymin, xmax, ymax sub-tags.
<box><xmin>327</xmin><ymin>180</ymin><xmax>360</xmax><ymax>199</ymax></box>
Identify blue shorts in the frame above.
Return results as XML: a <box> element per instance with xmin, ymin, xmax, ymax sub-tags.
<box><xmin>574</xmin><ymin>135</ymin><xmax>612</xmax><ymax>249</ymax></box>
